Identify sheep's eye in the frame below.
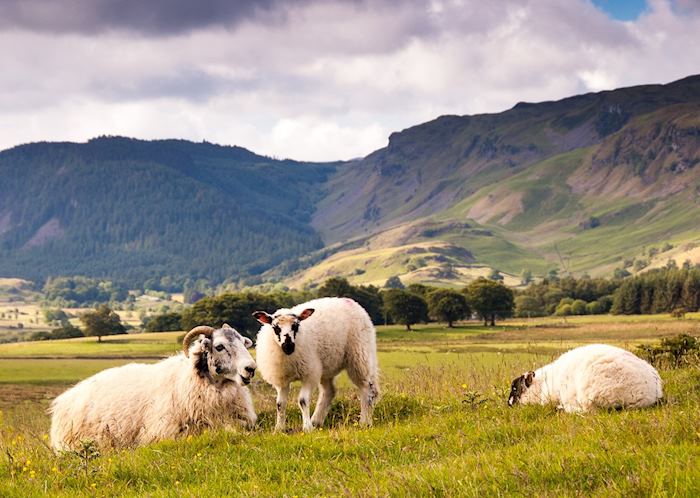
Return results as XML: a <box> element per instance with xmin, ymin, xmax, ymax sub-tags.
<box><xmin>215</xmin><ymin>344</ymin><xmax>225</xmax><ymax>352</ymax></box>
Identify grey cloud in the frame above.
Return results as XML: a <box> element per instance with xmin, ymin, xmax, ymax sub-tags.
<box><xmin>90</xmin><ymin>69</ymin><xmax>258</xmax><ymax>103</ymax></box>
<box><xmin>0</xmin><ymin>0</ymin><xmax>309</xmax><ymax>35</ymax></box>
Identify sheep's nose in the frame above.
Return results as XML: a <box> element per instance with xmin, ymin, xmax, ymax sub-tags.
<box><xmin>216</xmin><ymin>366</ymin><xmax>223</xmax><ymax>374</ymax></box>
<box><xmin>245</xmin><ymin>365</ymin><xmax>256</xmax><ymax>375</ymax></box>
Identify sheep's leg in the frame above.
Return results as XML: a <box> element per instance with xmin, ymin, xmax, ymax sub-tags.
<box><xmin>242</xmin><ymin>389</ymin><xmax>257</xmax><ymax>429</ymax></box>
<box><xmin>298</xmin><ymin>382</ymin><xmax>315</xmax><ymax>432</ymax></box>
<box><xmin>311</xmin><ymin>377</ymin><xmax>336</xmax><ymax>428</ymax></box>
<box><xmin>359</xmin><ymin>379</ymin><xmax>379</xmax><ymax>427</ymax></box>
<box><xmin>275</xmin><ymin>385</ymin><xmax>290</xmax><ymax>432</ymax></box>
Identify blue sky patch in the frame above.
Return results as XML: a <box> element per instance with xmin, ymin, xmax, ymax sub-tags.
<box><xmin>591</xmin><ymin>0</ymin><xmax>648</xmax><ymax>20</ymax></box>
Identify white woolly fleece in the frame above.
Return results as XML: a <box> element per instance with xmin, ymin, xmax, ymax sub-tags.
<box><xmin>520</xmin><ymin>344</ymin><xmax>663</xmax><ymax>412</ymax></box>
<box><xmin>49</xmin><ymin>353</ymin><xmax>256</xmax><ymax>451</ymax></box>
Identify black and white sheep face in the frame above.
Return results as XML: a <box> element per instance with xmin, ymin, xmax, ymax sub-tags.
<box><xmin>508</xmin><ymin>371</ymin><xmax>535</xmax><ymax>406</ymax></box>
<box><xmin>207</xmin><ymin>325</ymin><xmax>256</xmax><ymax>386</ymax></box>
<box><xmin>253</xmin><ymin>309</ymin><xmax>315</xmax><ymax>356</ymax></box>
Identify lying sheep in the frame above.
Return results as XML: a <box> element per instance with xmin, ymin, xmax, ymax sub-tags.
<box><xmin>253</xmin><ymin>297</ymin><xmax>380</xmax><ymax>432</ymax></box>
<box><xmin>508</xmin><ymin>344</ymin><xmax>663</xmax><ymax>412</ymax></box>
<box><xmin>49</xmin><ymin>324</ymin><xmax>257</xmax><ymax>450</ymax></box>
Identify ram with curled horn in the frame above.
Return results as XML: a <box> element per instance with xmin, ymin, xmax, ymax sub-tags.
<box><xmin>49</xmin><ymin>323</ymin><xmax>258</xmax><ymax>451</ymax></box>
<box><xmin>182</xmin><ymin>325</ymin><xmax>215</xmax><ymax>357</ymax></box>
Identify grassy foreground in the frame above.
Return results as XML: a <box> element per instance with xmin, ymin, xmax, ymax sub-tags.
<box><xmin>0</xmin><ymin>316</ymin><xmax>699</xmax><ymax>496</ymax></box>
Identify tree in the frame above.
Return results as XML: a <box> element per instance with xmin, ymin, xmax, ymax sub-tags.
<box><xmin>520</xmin><ymin>269</ymin><xmax>533</xmax><ymax>286</ymax></box>
<box><xmin>405</xmin><ymin>283</ymin><xmax>433</xmax><ymax>298</ymax></box>
<box><xmin>570</xmin><ymin>299</ymin><xmax>587</xmax><ymax>315</ymax></box>
<box><xmin>488</xmin><ymin>268</ymin><xmax>504</xmax><ymax>281</ymax></box>
<box><xmin>514</xmin><ymin>295</ymin><xmax>544</xmax><ymax>318</ymax></box>
<box><xmin>585</xmin><ymin>301</ymin><xmax>604</xmax><ymax>315</ymax></box>
<box><xmin>382</xmin><ymin>289</ymin><xmax>428</xmax><ymax>331</ymax></box>
<box><xmin>50</xmin><ymin>323</ymin><xmax>84</xmax><ymax>339</ymax></box>
<box><xmin>316</xmin><ymin>277</ymin><xmax>384</xmax><ymax>324</ymax></box>
<box><xmin>181</xmin><ymin>292</ymin><xmax>281</xmax><ymax>339</ymax></box>
<box><xmin>43</xmin><ymin>308</ymin><xmax>68</xmax><ymax>325</ymax></box>
<box><xmin>613</xmin><ymin>267</ymin><xmax>631</xmax><ymax>279</ymax></box>
<box><xmin>317</xmin><ymin>277</ymin><xmax>354</xmax><ymax>297</ymax></box>
<box><xmin>384</xmin><ymin>276</ymin><xmax>405</xmax><ymax>289</ymax></box>
<box><xmin>426</xmin><ymin>289</ymin><xmax>470</xmax><ymax>327</ymax></box>
<box><xmin>546</xmin><ymin>269</ymin><xmax>560</xmax><ymax>282</ymax></box>
<box><xmin>463</xmin><ymin>278</ymin><xmax>514</xmax><ymax>326</ymax></box>
<box><xmin>80</xmin><ymin>305</ymin><xmax>127</xmax><ymax>342</ymax></box>
<box><xmin>555</xmin><ymin>304</ymin><xmax>572</xmax><ymax>316</ymax></box>
<box><xmin>144</xmin><ymin>312</ymin><xmax>183</xmax><ymax>332</ymax></box>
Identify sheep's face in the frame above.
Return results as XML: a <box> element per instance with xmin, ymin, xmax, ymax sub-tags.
<box><xmin>508</xmin><ymin>371</ymin><xmax>535</xmax><ymax>406</ymax></box>
<box><xmin>253</xmin><ymin>309</ymin><xmax>315</xmax><ymax>355</ymax></box>
<box><xmin>208</xmin><ymin>325</ymin><xmax>256</xmax><ymax>386</ymax></box>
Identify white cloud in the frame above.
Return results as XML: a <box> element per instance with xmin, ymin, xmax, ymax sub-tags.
<box><xmin>0</xmin><ymin>0</ymin><xmax>698</xmax><ymax>161</ymax></box>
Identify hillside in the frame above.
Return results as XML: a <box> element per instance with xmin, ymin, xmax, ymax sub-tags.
<box><xmin>283</xmin><ymin>75</ymin><xmax>700</xmax><ymax>286</ymax></box>
<box><xmin>0</xmin><ymin>137</ymin><xmax>335</xmax><ymax>287</ymax></box>
<box><xmin>2</xmin><ymin>76</ymin><xmax>700</xmax><ymax>290</ymax></box>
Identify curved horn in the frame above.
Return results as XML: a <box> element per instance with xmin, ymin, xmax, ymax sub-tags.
<box><xmin>182</xmin><ymin>325</ymin><xmax>215</xmax><ymax>357</ymax></box>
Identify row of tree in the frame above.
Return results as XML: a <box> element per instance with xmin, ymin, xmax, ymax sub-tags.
<box><xmin>151</xmin><ymin>276</ymin><xmax>516</xmax><ymax>337</ymax></box>
<box><xmin>513</xmin><ymin>276</ymin><xmax>619</xmax><ymax>317</ymax></box>
<box><xmin>37</xmin><ymin>268</ymin><xmax>700</xmax><ymax>342</ymax></box>
<box><xmin>513</xmin><ymin>268</ymin><xmax>700</xmax><ymax>317</ymax></box>
<box><xmin>610</xmin><ymin>268</ymin><xmax>700</xmax><ymax>315</ymax></box>
<box><xmin>43</xmin><ymin>276</ymin><xmax>129</xmax><ymax>306</ymax></box>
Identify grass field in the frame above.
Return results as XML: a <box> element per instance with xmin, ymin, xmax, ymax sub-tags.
<box><xmin>0</xmin><ymin>315</ymin><xmax>698</xmax><ymax>496</ymax></box>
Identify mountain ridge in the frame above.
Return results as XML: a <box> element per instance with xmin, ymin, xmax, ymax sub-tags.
<box><xmin>2</xmin><ymin>75</ymin><xmax>700</xmax><ymax>289</ymax></box>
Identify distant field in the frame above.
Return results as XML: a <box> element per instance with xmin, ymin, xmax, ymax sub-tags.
<box><xmin>0</xmin><ymin>293</ymin><xmax>184</xmax><ymax>340</ymax></box>
<box><xmin>0</xmin><ymin>315</ymin><xmax>698</xmax><ymax>496</ymax></box>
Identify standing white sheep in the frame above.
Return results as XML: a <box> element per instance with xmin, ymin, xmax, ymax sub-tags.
<box><xmin>49</xmin><ymin>324</ymin><xmax>257</xmax><ymax>450</ymax></box>
<box><xmin>253</xmin><ymin>297</ymin><xmax>380</xmax><ymax>432</ymax></box>
<box><xmin>508</xmin><ymin>344</ymin><xmax>663</xmax><ymax>412</ymax></box>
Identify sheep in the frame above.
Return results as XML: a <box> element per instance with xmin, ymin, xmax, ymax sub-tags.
<box><xmin>508</xmin><ymin>344</ymin><xmax>663</xmax><ymax>412</ymax></box>
<box><xmin>49</xmin><ymin>324</ymin><xmax>257</xmax><ymax>451</ymax></box>
<box><xmin>253</xmin><ymin>297</ymin><xmax>380</xmax><ymax>432</ymax></box>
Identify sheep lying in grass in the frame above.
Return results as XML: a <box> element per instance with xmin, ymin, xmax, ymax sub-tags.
<box><xmin>49</xmin><ymin>324</ymin><xmax>257</xmax><ymax>451</ymax></box>
<box><xmin>253</xmin><ymin>297</ymin><xmax>380</xmax><ymax>432</ymax></box>
<box><xmin>508</xmin><ymin>344</ymin><xmax>663</xmax><ymax>412</ymax></box>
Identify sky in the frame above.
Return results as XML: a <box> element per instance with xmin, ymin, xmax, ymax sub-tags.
<box><xmin>0</xmin><ymin>0</ymin><xmax>699</xmax><ymax>162</ymax></box>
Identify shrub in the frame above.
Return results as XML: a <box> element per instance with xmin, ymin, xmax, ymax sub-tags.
<box><xmin>555</xmin><ymin>304</ymin><xmax>572</xmax><ymax>316</ymax></box>
<box><xmin>570</xmin><ymin>299</ymin><xmax>588</xmax><ymax>315</ymax></box>
<box><xmin>637</xmin><ymin>334</ymin><xmax>700</xmax><ymax>368</ymax></box>
<box><xmin>585</xmin><ymin>301</ymin><xmax>604</xmax><ymax>315</ymax></box>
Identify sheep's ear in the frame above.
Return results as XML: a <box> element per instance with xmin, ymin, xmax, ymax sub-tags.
<box><xmin>222</xmin><ymin>323</ymin><xmax>233</xmax><ymax>330</ymax></box>
<box><xmin>298</xmin><ymin>308</ymin><xmax>315</xmax><ymax>321</ymax></box>
<box><xmin>243</xmin><ymin>337</ymin><xmax>253</xmax><ymax>348</ymax></box>
<box><xmin>252</xmin><ymin>311</ymin><xmax>273</xmax><ymax>324</ymax></box>
<box><xmin>524</xmin><ymin>371</ymin><xmax>535</xmax><ymax>387</ymax></box>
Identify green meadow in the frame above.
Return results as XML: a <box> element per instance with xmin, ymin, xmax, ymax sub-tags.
<box><xmin>0</xmin><ymin>316</ymin><xmax>698</xmax><ymax>496</ymax></box>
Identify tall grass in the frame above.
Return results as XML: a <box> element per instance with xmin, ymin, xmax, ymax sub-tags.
<box><xmin>0</xmin><ymin>318</ymin><xmax>699</xmax><ymax>496</ymax></box>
